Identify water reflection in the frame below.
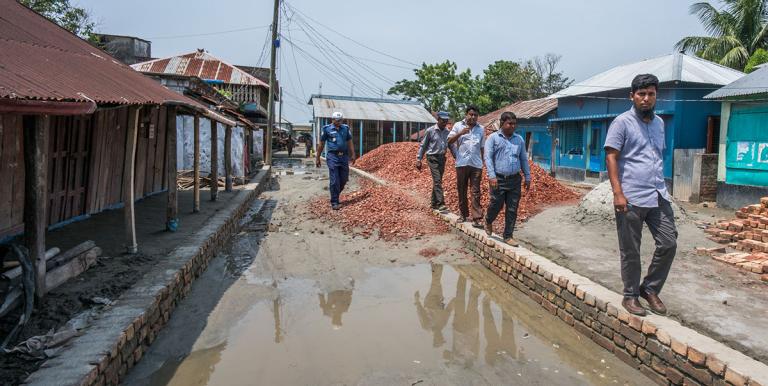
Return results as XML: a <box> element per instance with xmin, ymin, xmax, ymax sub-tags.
<box><xmin>483</xmin><ymin>298</ymin><xmax>518</xmax><ymax>364</ymax></box>
<box><xmin>414</xmin><ymin>264</ymin><xmax>452</xmax><ymax>347</ymax></box>
<box><xmin>319</xmin><ymin>289</ymin><xmax>353</xmax><ymax>328</ymax></box>
<box><xmin>414</xmin><ymin>265</ymin><xmax>519</xmax><ymax>368</ymax></box>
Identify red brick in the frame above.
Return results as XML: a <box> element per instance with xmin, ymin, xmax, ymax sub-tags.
<box><xmin>639</xmin><ymin>364</ymin><xmax>669</xmax><ymax>386</ymax></box>
<box><xmin>705</xmin><ymin>355</ymin><xmax>726</xmax><ymax>376</ymax></box>
<box><xmin>687</xmin><ymin>347</ymin><xmax>706</xmax><ymax>366</ymax></box>
<box><xmin>667</xmin><ymin>367</ymin><xmax>685</xmax><ymax>385</ymax></box>
<box><xmin>725</xmin><ymin>368</ymin><xmax>749</xmax><ymax>386</ymax></box>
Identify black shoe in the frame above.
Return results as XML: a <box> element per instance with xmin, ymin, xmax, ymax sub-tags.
<box><xmin>622</xmin><ymin>297</ymin><xmax>647</xmax><ymax>316</ymax></box>
<box><xmin>332</xmin><ymin>204</ymin><xmax>340</xmax><ymax>210</ymax></box>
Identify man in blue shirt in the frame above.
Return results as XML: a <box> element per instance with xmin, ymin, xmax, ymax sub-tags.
<box><xmin>448</xmin><ymin>106</ymin><xmax>485</xmax><ymax>227</ymax></box>
<box><xmin>605</xmin><ymin>74</ymin><xmax>677</xmax><ymax>317</ymax></box>
<box><xmin>483</xmin><ymin>112</ymin><xmax>531</xmax><ymax>246</ymax></box>
<box><xmin>316</xmin><ymin>111</ymin><xmax>356</xmax><ymax>210</ymax></box>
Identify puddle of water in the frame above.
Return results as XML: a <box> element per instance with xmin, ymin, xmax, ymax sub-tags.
<box><xmin>272</xmin><ymin>158</ymin><xmax>312</xmax><ymax>175</ymax></box>
<box><xmin>148</xmin><ymin>264</ymin><xmax>650</xmax><ymax>386</ymax></box>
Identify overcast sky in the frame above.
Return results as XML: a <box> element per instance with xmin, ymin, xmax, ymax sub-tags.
<box><xmin>79</xmin><ymin>0</ymin><xmax>709</xmax><ymax>123</ymax></box>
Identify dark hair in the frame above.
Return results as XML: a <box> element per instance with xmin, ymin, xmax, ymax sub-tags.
<box><xmin>500</xmin><ymin>111</ymin><xmax>517</xmax><ymax>123</ymax></box>
<box><xmin>465</xmin><ymin>105</ymin><xmax>479</xmax><ymax>114</ymax></box>
<box><xmin>631</xmin><ymin>74</ymin><xmax>659</xmax><ymax>93</ymax></box>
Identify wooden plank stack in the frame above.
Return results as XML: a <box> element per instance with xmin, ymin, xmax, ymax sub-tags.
<box><xmin>702</xmin><ymin>197</ymin><xmax>768</xmax><ymax>279</ymax></box>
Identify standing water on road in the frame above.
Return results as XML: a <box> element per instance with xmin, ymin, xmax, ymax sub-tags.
<box><xmin>135</xmin><ymin>263</ymin><xmax>649</xmax><ymax>386</ymax></box>
<box><xmin>125</xmin><ymin>157</ymin><xmax>651</xmax><ymax>386</ymax></box>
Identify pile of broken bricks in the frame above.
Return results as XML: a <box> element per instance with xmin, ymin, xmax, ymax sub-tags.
<box><xmin>701</xmin><ymin>197</ymin><xmax>768</xmax><ymax>282</ymax></box>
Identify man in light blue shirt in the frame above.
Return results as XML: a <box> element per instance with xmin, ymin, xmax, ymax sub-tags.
<box><xmin>448</xmin><ymin>105</ymin><xmax>485</xmax><ymax>227</ymax></box>
<box><xmin>605</xmin><ymin>74</ymin><xmax>677</xmax><ymax>317</ymax></box>
<box><xmin>483</xmin><ymin>112</ymin><xmax>531</xmax><ymax>246</ymax></box>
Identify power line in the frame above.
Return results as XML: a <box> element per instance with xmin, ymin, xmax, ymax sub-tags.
<box><xmin>148</xmin><ymin>25</ymin><xmax>270</xmax><ymax>40</ymax></box>
<box><xmin>283</xmin><ymin>1</ymin><xmax>419</xmax><ymax>67</ymax></box>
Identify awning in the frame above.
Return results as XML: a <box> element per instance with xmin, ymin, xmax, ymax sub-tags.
<box><xmin>548</xmin><ymin>110</ymin><xmax>674</xmax><ymax>123</ymax></box>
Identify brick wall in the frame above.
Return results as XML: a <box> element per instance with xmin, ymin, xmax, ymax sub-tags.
<box><xmin>699</xmin><ymin>154</ymin><xmax>718</xmax><ymax>203</ymax></box>
<box><xmin>441</xmin><ymin>213</ymin><xmax>768</xmax><ymax>386</ymax></box>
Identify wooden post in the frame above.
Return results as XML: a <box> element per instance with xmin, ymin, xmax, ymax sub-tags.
<box><xmin>123</xmin><ymin>107</ymin><xmax>141</xmax><ymax>254</ymax></box>
<box><xmin>193</xmin><ymin>114</ymin><xmax>200</xmax><ymax>213</ymax></box>
<box><xmin>242</xmin><ymin>129</ymin><xmax>247</xmax><ymax>183</ymax></box>
<box><xmin>166</xmin><ymin>107</ymin><xmax>178</xmax><ymax>231</ymax></box>
<box><xmin>225</xmin><ymin>125</ymin><xmax>233</xmax><ymax>192</ymax></box>
<box><xmin>549</xmin><ymin>125</ymin><xmax>557</xmax><ymax>177</ymax></box>
<box><xmin>210</xmin><ymin>120</ymin><xmax>219</xmax><ymax>201</ymax></box>
<box><xmin>23</xmin><ymin>115</ymin><xmax>49</xmax><ymax>301</ymax></box>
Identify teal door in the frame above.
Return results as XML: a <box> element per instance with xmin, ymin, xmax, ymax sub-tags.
<box><xmin>588</xmin><ymin>121</ymin><xmax>604</xmax><ymax>172</ymax></box>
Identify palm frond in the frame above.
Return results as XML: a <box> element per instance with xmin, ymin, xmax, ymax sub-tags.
<box><xmin>720</xmin><ymin>45</ymin><xmax>751</xmax><ymax>68</ymax></box>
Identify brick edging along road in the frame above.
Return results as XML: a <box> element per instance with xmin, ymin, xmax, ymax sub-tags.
<box><xmin>25</xmin><ymin>166</ymin><xmax>272</xmax><ymax>386</ymax></box>
<box><xmin>439</xmin><ymin>212</ymin><xmax>768</xmax><ymax>386</ymax></box>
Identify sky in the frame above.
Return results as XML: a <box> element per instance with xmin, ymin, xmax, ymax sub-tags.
<box><xmin>78</xmin><ymin>0</ymin><xmax>709</xmax><ymax>123</ymax></box>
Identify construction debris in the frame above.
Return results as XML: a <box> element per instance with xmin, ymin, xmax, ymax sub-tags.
<box><xmin>355</xmin><ymin>142</ymin><xmax>581</xmax><ymax>228</ymax></box>
<box><xmin>701</xmin><ymin>197</ymin><xmax>768</xmax><ymax>275</ymax></box>
<box><xmin>311</xmin><ymin>142</ymin><xmax>580</xmax><ymax>240</ymax></box>
<box><xmin>309</xmin><ymin>179</ymin><xmax>449</xmax><ymax>241</ymax></box>
<box><xmin>572</xmin><ymin>181</ymin><xmax>684</xmax><ymax>224</ymax></box>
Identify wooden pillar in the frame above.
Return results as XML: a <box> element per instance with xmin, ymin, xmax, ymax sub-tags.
<box><xmin>23</xmin><ymin>115</ymin><xmax>49</xmax><ymax>301</ymax></box>
<box><xmin>193</xmin><ymin>114</ymin><xmax>200</xmax><ymax>213</ymax></box>
<box><xmin>166</xmin><ymin>107</ymin><xmax>178</xmax><ymax>231</ymax></box>
<box><xmin>210</xmin><ymin>120</ymin><xmax>219</xmax><ymax>201</ymax></box>
<box><xmin>123</xmin><ymin>107</ymin><xmax>141</xmax><ymax>254</ymax></box>
<box><xmin>225</xmin><ymin>125</ymin><xmax>233</xmax><ymax>192</ymax></box>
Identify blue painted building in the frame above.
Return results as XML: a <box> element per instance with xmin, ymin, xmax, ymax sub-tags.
<box><xmin>479</xmin><ymin>98</ymin><xmax>558</xmax><ymax>170</ymax></box>
<box><xmin>550</xmin><ymin>53</ymin><xmax>743</xmax><ymax>184</ymax></box>
<box><xmin>705</xmin><ymin>65</ymin><xmax>768</xmax><ymax>208</ymax></box>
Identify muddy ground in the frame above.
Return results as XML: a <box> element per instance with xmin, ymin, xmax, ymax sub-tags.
<box><xmin>517</xmin><ymin>200</ymin><xmax>768</xmax><ymax>364</ymax></box>
<box><xmin>0</xmin><ymin>181</ymin><xmax>253</xmax><ymax>385</ymax></box>
<box><xmin>124</xmin><ymin>153</ymin><xmax>652</xmax><ymax>386</ymax></box>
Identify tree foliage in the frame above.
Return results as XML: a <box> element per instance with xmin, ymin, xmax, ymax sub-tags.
<box><xmin>389</xmin><ymin>54</ymin><xmax>571</xmax><ymax>117</ymax></box>
<box><xmin>20</xmin><ymin>0</ymin><xmax>96</xmax><ymax>41</ymax></box>
<box><xmin>745</xmin><ymin>48</ymin><xmax>768</xmax><ymax>72</ymax></box>
<box><xmin>675</xmin><ymin>0</ymin><xmax>768</xmax><ymax>71</ymax></box>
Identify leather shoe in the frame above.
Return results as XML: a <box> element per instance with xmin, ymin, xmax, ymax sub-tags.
<box><xmin>640</xmin><ymin>289</ymin><xmax>667</xmax><ymax>315</ymax></box>
<box><xmin>484</xmin><ymin>222</ymin><xmax>493</xmax><ymax>236</ymax></box>
<box><xmin>504</xmin><ymin>238</ymin><xmax>520</xmax><ymax>247</ymax></box>
<box><xmin>622</xmin><ymin>297</ymin><xmax>647</xmax><ymax>316</ymax></box>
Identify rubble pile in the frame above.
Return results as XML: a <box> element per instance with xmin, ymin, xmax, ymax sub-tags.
<box><xmin>308</xmin><ymin>178</ymin><xmax>449</xmax><ymax>241</ymax></box>
<box><xmin>702</xmin><ymin>197</ymin><xmax>768</xmax><ymax>280</ymax></box>
<box><xmin>571</xmin><ymin>181</ymin><xmax>685</xmax><ymax>224</ymax></box>
<box><xmin>356</xmin><ymin>142</ymin><xmax>581</xmax><ymax>226</ymax></box>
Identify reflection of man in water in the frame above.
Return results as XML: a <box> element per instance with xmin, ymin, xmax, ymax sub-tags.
<box><xmin>482</xmin><ymin>297</ymin><xmax>518</xmax><ymax>365</ymax></box>
<box><xmin>444</xmin><ymin>275</ymin><xmax>481</xmax><ymax>365</ymax></box>
<box><xmin>414</xmin><ymin>264</ymin><xmax>454</xmax><ymax>347</ymax></box>
<box><xmin>319</xmin><ymin>289</ymin><xmax>353</xmax><ymax>328</ymax></box>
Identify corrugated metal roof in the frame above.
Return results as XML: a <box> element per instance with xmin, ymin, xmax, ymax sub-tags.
<box><xmin>705</xmin><ymin>65</ymin><xmax>768</xmax><ymax>99</ymax></box>
<box><xmin>310</xmin><ymin>95</ymin><xmax>436</xmax><ymax>123</ymax></box>
<box><xmin>478</xmin><ymin>98</ymin><xmax>557</xmax><ymax>131</ymax></box>
<box><xmin>552</xmin><ymin>53</ymin><xmax>744</xmax><ymax>98</ymax></box>
<box><xmin>0</xmin><ymin>1</ymin><xmax>210</xmax><ymax>108</ymax></box>
<box><xmin>132</xmin><ymin>50</ymin><xmax>269</xmax><ymax>88</ymax></box>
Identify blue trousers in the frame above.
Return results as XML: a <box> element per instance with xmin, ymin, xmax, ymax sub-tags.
<box><xmin>326</xmin><ymin>152</ymin><xmax>349</xmax><ymax>205</ymax></box>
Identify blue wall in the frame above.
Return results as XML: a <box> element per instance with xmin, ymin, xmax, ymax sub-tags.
<box><xmin>553</xmin><ymin>83</ymin><xmax>722</xmax><ymax>179</ymax></box>
<box><xmin>515</xmin><ymin>115</ymin><xmax>553</xmax><ymax>170</ymax></box>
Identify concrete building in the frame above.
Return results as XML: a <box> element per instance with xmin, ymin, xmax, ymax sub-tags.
<box><xmin>94</xmin><ymin>34</ymin><xmax>152</xmax><ymax>65</ymax></box>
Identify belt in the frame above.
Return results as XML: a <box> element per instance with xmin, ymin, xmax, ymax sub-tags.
<box><xmin>496</xmin><ymin>173</ymin><xmax>521</xmax><ymax>179</ymax></box>
<box><xmin>328</xmin><ymin>151</ymin><xmax>346</xmax><ymax>156</ymax></box>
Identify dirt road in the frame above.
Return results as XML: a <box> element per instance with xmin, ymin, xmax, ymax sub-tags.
<box><xmin>123</xmin><ymin>155</ymin><xmax>652</xmax><ymax>386</ymax></box>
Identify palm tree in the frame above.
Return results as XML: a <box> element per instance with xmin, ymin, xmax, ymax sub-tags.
<box><xmin>676</xmin><ymin>0</ymin><xmax>768</xmax><ymax>71</ymax></box>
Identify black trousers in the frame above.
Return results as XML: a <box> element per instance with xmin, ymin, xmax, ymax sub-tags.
<box><xmin>615</xmin><ymin>194</ymin><xmax>678</xmax><ymax>297</ymax></box>
<box><xmin>485</xmin><ymin>174</ymin><xmax>522</xmax><ymax>239</ymax></box>
<box><xmin>427</xmin><ymin>154</ymin><xmax>446</xmax><ymax>208</ymax></box>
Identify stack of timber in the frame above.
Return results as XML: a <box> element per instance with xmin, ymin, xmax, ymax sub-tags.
<box><xmin>177</xmin><ymin>170</ymin><xmax>246</xmax><ymax>190</ymax></box>
<box><xmin>0</xmin><ymin>241</ymin><xmax>101</xmax><ymax>318</ymax></box>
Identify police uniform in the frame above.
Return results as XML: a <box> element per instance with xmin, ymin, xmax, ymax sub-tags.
<box><xmin>321</xmin><ymin>123</ymin><xmax>353</xmax><ymax>207</ymax></box>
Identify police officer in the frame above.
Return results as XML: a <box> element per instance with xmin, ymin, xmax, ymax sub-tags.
<box><xmin>316</xmin><ymin>111</ymin><xmax>356</xmax><ymax>210</ymax></box>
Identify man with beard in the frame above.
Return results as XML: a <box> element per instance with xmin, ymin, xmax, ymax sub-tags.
<box><xmin>448</xmin><ymin>106</ymin><xmax>485</xmax><ymax>228</ymax></box>
<box><xmin>604</xmin><ymin>74</ymin><xmax>677</xmax><ymax>316</ymax></box>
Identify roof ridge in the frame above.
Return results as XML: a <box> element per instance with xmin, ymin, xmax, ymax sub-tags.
<box><xmin>0</xmin><ymin>36</ymin><xmax>113</xmax><ymax>62</ymax></box>
<box><xmin>132</xmin><ymin>50</ymin><xmax>269</xmax><ymax>88</ymax></box>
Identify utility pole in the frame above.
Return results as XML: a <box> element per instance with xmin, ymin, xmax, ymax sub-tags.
<box><xmin>265</xmin><ymin>0</ymin><xmax>280</xmax><ymax>165</ymax></box>
<box><xmin>278</xmin><ymin>86</ymin><xmax>283</xmax><ymax>134</ymax></box>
